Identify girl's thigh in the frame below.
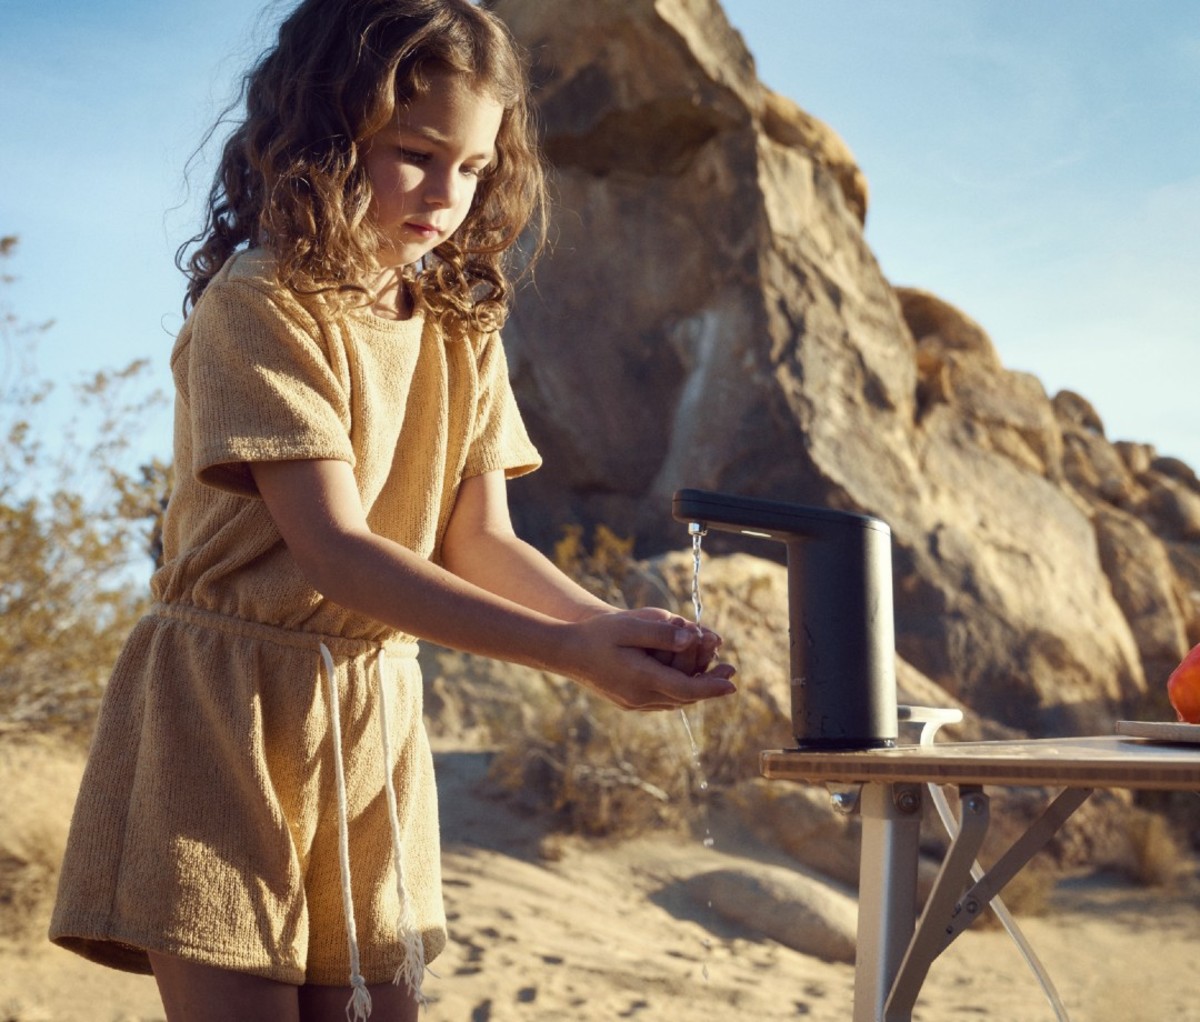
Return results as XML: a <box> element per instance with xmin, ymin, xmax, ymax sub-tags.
<box><xmin>299</xmin><ymin>981</ymin><xmax>420</xmax><ymax>1022</ymax></box>
<box><xmin>148</xmin><ymin>951</ymin><xmax>299</xmax><ymax>1022</ymax></box>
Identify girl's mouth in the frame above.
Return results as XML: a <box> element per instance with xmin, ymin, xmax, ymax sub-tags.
<box><xmin>405</xmin><ymin>222</ymin><xmax>440</xmax><ymax>239</ymax></box>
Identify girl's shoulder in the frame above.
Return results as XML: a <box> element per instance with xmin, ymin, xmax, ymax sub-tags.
<box><xmin>192</xmin><ymin>249</ymin><xmax>333</xmax><ymax>327</ymax></box>
<box><xmin>214</xmin><ymin>249</ymin><xmax>305</xmax><ymax>310</ymax></box>
<box><xmin>171</xmin><ymin>250</ymin><xmax>328</xmax><ymax>370</ymax></box>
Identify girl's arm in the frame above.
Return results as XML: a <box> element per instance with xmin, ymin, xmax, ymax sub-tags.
<box><xmin>442</xmin><ymin>469</ymin><xmax>613</xmax><ymax>622</ymax></box>
<box><xmin>441</xmin><ymin>470</ymin><xmax>722</xmax><ymax>675</ymax></box>
<box><xmin>249</xmin><ymin>459</ymin><xmax>735</xmax><ymax>710</ymax></box>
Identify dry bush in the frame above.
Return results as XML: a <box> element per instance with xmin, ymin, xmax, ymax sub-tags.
<box><xmin>486</xmin><ymin>681</ymin><xmax>698</xmax><ymax>837</ymax></box>
<box><xmin>978</xmin><ymin>860</ymin><xmax>1059</xmax><ymax>927</ymax></box>
<box><xmin>0</xmin><ymin>237</ymin><xmax>169</xmax><ymax>743</ymax></box>
<box><xmin>967</xmin><ymin>802</ymin><xmax>1184</xmax><ymax>933</ymax></box>
<box><xmin>1120</xmin><ymin>806</ymin><xmax>1184</xmax><ymax>887</ymax></box>
<box><xmin>552</xmin><ymin>523</ymin><xmax>644</xmax><ymax>607</ymax></box>
<box><xmin>0</xmin><ymin>734</ymin><xmax>84</xmax><ymax>945</ymax></box>
<box><xmin>484</xmin><ymin>672</ymin><xmax>785</xmax><ymax>838</ymax></box>
<box><xmin>934</xmin><ymin>793</ymin><xmax>1186</xmax><ymax>935</ymax></box>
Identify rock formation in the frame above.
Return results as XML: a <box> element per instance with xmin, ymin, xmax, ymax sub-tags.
<box><xmin>491</xmin><ymin>0</ymin><xmax>1199</xmax><ymax>736</ymax></box>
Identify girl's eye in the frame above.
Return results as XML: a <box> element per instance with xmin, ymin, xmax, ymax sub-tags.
<box><xmin>398</xmin><ymin>148</ymin><xmax>429</xmax><ymax>165</ymax></box>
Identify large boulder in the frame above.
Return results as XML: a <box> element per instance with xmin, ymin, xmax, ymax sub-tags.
<box><xmin>494</xmin><ymin>0</ymin><xmax>1196</xmax><ymax>735</ymax></box>
<box><xmin>683</xmin><ymin>865</ymin><xmax>858</xmax><ymax>963</ymax></box>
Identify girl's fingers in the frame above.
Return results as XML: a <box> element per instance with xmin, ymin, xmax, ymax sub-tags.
<box><xmin>588</xmin><ymin>656</ymin><xmax>737</xmax><ymax>710</ymax></box>
<box><xmin>627</xmin><ymin>654</ymin><xmax>737</xmax><ymax>708</ymax></box>
<box><xmin>573</xmin><ymin>610</ymin><xmax>736</xmax><ymax>710</ymax></box>
<box><xmin>639</xmin><ymin>619</ymin><xmax>721</xmax><ymax>676</ymax></box>
<box><xmin>636</xmin><ymin>618</ymin><xmax>705</xmax><ymax>656</ymax></box>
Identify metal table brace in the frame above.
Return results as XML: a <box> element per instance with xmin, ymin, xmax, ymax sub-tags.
<box><xmin>849</xmin><ymin>779</ymin><xmax>1093</xmax><ymax>1021</ymax></box>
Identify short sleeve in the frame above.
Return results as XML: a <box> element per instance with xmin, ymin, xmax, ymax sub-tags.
<box><xmin>464</xmin><ymin>329</ymin><xmax>542</xmax><ymax>480</ymax></box>
<box><xmin>182</xmin><ymin>279</ymin><xmax>354</xmax><ymax>496</ymax></box>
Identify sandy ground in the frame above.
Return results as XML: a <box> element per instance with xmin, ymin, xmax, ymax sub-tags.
<box><xmin>4</xmin><ymin>741</ymin><xmax>1199</xmax><ymax>1022</ymax></box>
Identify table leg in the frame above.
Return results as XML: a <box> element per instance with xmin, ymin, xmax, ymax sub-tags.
<box><xmin>853</xmin><ymin>781</ymin><xmax>923</xmax><ymax>1022</ymax></box>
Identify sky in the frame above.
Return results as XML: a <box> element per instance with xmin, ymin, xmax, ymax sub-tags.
<box><xmin>2</xmin><ymin>0</ymin><xmax>1198</xmax><ymax>476</ymax></box>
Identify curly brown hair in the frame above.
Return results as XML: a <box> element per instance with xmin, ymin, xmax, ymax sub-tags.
<box><xmin>178</xmin><ymin>0</ymin><xmax>546</xmax><ymax>330</ymax></box>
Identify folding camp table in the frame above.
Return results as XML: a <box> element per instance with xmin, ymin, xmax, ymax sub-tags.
<box><xmin>760</xmin><ymin>720</ymin><xmax>1200</xmax><ymax>1021</ymax></box>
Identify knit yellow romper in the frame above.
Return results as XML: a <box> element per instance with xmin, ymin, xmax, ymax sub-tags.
<box><xmin>49</xmin><ymin>250</ymin><xmax>541</xmax><ymax>992</ymax></box>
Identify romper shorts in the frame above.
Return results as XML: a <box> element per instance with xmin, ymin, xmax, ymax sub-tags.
<box><xmin>50</xmin><ymin>602</ymin><xmax>447</xmax><ymax>985</ymax></box>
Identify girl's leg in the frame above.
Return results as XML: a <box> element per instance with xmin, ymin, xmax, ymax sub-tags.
<box><xmin>148</xmin><ymin>951</ymin><xmax>300</xmax><ymax>1022</ymax></box>
<box><xmin>298</xmin><ymin>982</ymin><xmax>421</xmax><ymax>1022</ymax></box>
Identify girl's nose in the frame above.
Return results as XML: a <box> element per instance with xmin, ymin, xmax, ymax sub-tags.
<box><xmin>423</xmin><ymin>168</ymin><xmax>457</xmax><ymax>209</ymax></box>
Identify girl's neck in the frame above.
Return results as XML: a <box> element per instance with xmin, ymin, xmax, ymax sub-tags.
<box><xmin>366</xmin><ymin>267</ymin><xmax>415</xmax><ymax>321</ymax></box>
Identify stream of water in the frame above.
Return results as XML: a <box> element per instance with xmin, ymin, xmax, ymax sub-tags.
<box><xmin>681</xmin><ymin>526</ymin><xmax>711</xmax><ymax>817</ymax></box>
<box><xmin>681</xmin><ymin>527</ymin><xmax>715</xmax><ymax>977</ymax></box>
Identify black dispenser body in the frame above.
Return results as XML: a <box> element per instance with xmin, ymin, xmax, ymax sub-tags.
<box><xmin>673</xmin><ymin>489</ymin><xmax>897</xmax><ymax>750</ymax></box>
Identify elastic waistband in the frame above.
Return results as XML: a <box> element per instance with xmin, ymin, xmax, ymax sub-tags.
<box><xmin>149</xmin><ymin>601</ymin><xmax>420</xmax><ymax>661</ymax></box>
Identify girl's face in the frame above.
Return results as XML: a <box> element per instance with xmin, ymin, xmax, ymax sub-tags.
<box><xmin>363</xmin><ymin>71</ymin><xmax>504</xmax><ymax>270</ymax></box>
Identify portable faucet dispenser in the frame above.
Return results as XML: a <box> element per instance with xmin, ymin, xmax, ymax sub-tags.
<box><xmin>673</xmin><ymin>489</ymin><xmax>898</xmax><ymax>750</ymax></box>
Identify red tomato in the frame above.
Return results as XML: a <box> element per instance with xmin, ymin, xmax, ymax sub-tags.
<box><xmin>1167</xmin><ymin>643</ymin><xmax>1200</xmax><ymax>724</ymax></box>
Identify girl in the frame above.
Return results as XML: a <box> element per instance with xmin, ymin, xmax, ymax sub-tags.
<box><xmin>50</xmin><ymin>1</ymin><xmax>736</xmax><ymax>1020</ymax></box>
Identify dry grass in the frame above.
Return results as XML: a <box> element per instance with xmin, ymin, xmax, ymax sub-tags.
<box><xmin>0</xmin><ymin>734</ymin><xmax>84</xmax><ymax>945</ymax></box>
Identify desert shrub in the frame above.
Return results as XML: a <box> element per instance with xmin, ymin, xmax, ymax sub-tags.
<box><xmin>977</xmin><ymin>858</ymin><xmax>1058</xmax><ymax>928</ymax></box>
<box><xmin>965</xmin><ymin>802</ymin><xmax>1183</xmax><ymax>935</ymax></box>
<box><xmin>553</xmin><ymin>523</ymin><xmax>639</xmax><ymax>607</ymax></box>
<box><xmin>0</xmin><ymin>734</ymin><xmax>84</xmax><ymax>944</ymax></box>
<box><xmin>0</xmin><ymin>237</ymin><xmax>170</xmax><ymax>742</ymax></box>
<box><xmin>486</xmin><ymin>680</ymin><xmax>699</xmax><ymax>836</ymax></box>
<box><xmin>486</xmin><ymin>673</ymin><xmax>785</xmax><ymax>837</ymax></box>
<box><xmin>1120</xmin><ymin>806</ymin><xmax>1183</xmax><ymax>887</ymax></box>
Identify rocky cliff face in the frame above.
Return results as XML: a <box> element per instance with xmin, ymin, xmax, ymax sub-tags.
<box><xmin>492</xmin><ymin>0</ymin><xmax>1199</xmax><ymax>735</ymax></box>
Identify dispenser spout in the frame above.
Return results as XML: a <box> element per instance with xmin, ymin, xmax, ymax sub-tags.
<box><xmin>672</xmin><ymin>488</ymin><xmax>897</xmax><ymax>750</ymax></box>
<box><xmin>673</xmin><ymin>488</ymin><xmax>889</xmax><ymax>543</ymax></box>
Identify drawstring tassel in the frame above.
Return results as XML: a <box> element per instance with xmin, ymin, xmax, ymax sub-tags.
<box><xmin>320</xmin><ymin>643</ymin><xmax>374</xmax><ymax>1022</ymax></box>
<box><xmin>375</xmin><ymin>654</ymin><xmax>428</xmax><ymax>1003</ymax></box>
<box><xmin>346</xmin><ymin>977</ymin><xmax>372</xmax><ymax>1022</ymax></box>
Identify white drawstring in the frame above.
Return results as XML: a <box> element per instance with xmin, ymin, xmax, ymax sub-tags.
<box><xmin>319</xmin><ymin>642</ymin><xmax>373</xmax><ymax>1021</ymax></box>
<box><xmin>319</xmin><ymin>642</ymin><xmax>427</xmax><ymax>1020</ymax></box>
<box><xmin>374</xmin><ymin>652</ymin><xmax>428</xmax><ymax>1004</ymax></box>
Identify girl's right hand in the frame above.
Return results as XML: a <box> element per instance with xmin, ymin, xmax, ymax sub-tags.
<box><xmin>627</xmin><ymin>608</ymin><xmax>722</xmax><ymax>676</ymax></box>
<box><xmin>559</xmin><ymin>610</ymin><xmax>736</xmax><ymax>711</ymax></box>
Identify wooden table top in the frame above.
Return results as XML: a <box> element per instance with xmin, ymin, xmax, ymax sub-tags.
<box><xmin>760</xmin><ymin>734</ymin><xmax>1200</xmax><ymax>791</ymax></box>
